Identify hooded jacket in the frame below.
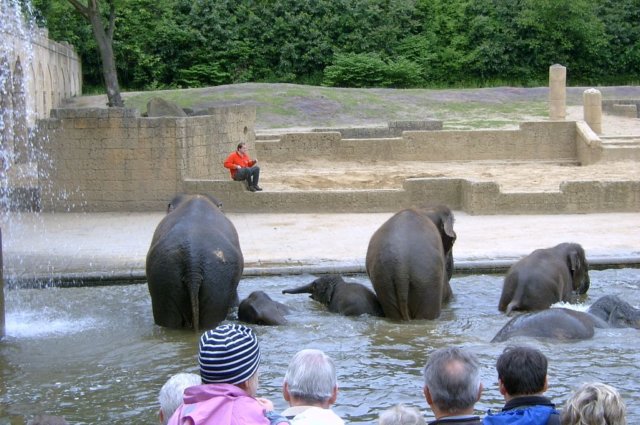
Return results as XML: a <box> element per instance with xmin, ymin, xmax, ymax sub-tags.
<box><xmin>167</xmin><ymin>383</ymin><xmax>271</xmax><ymax>425</ymax></box>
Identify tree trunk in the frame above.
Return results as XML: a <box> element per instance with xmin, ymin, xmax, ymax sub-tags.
<box><xmin>68</xmin><ymin>0</ymin><xmax>124</xmax><ymax>107</ymax></box>
<box><xmin>88</xmin><ymin>12</ymin><xmax>123</xmax><ymax>107</ymax></box>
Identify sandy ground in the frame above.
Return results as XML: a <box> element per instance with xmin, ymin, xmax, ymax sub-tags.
<box><xmin>261</xmin><ymin>106</ymin><xmax>640</xmax><ymax>192</ymax></box>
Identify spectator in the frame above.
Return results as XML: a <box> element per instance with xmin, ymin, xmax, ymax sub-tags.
<box><xmin>379</xmin><ymin>403</ymin><xmax>427</xmax><ymax>425</ymax></box>
<box><xmin>560</xmin><ymin>382</ymin><xmax>626</xmax><ymax>425</ymax></box>
<box><xmin>168</xmin><ymin>323</ymin><xmax>288</xmax><ymax>425</ymax></box>
<box><xmin>223</xmin><ymin>142</ymin><xmax>262</xmax><ymax>192</ymax></box>
<box><xmin>422</xmin><ymin>346</ymin><xmax>483</xmax><ymax>424</ymax></box>
<box><xmin>484</xmin><ymin>345</ymin><xmax>559</xmax><ymax>425</ymax></box>
<box><xmin>281</xmin><ymin>348</ymin><xmax>344</xmax><ymax>424</ymax></box>
<box><xmin>158</xmin><ymin>372</ymin><xmax>201</xmax><ymax>424</ymax></box>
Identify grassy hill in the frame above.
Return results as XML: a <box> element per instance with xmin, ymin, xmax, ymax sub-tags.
<box><xmin>68</xmin><ymin>83</ymin><xmax>640</xmax><ymax>131</ymax></box>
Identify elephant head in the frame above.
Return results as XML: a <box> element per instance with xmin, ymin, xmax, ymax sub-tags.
<box><xmin>588</xmin><ymin>295</ymin><xmax>640</xmax><ymax>329</ymax></box>
<box><xmin>565</xmin><ymin>243</ymin><xmax>590</xmax><ymax>295</ymax></box>
<box><xmin>282</xmin><ymin>274</ymin><xmax>384</xmax><ymax>317</ymax></box>
<box><xmin>238</xmin><ymin>290</ymin><xmax>290</xmax><ymax>326</ymax></box>
<box><xmin>282</xmin><ymin>275</ymin><xmax>341</xmax><ymax>306</ymax></box>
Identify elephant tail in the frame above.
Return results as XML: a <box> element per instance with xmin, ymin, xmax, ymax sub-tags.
<box><xmin>185</xmin><ymin>273</ymin><xmax>202</xmax><ymax>331</ymax></box>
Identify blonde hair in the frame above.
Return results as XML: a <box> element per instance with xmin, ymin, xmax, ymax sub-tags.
<box><xmin>378</xmin><ymin>404</ymin><xmax>426</xmax><ymax>425</ymax></box>
<box><xmin>561</xmin><ymin>382</ymin><xmax>627</xmax><ymax>425</ymax></box>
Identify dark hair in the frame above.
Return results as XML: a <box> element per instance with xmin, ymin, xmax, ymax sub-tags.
<box><xmin>237</xmin><ymin>142</ymin><xmax>246</xmax><ymax>150</ymax></box>
<box><xmin>496</xmin><ymin>345</ymin><xmax>547</xmax><ymax>396</ymax></box>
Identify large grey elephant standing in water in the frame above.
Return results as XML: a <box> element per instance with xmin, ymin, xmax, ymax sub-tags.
<box><xmin>146</xmin><ymin>193</ymin><xmax>243</xmax><ymax>330</ymax></box>
<box><xmin>498</xmin><ymin>242</ymin><xmax>590</xmax><ymax>314</ymax></box>
<box><xmin>366</xmin><ymin>205</ymin><xmax>456</xmax><ymax>320</ymax></box>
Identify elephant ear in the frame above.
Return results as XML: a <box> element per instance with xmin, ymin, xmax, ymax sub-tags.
<box><xmin>568</xmin><ymin>250</ymin><xmax>581</xmax><ymax>272</ymax></box>
<box><xmin>315</xmin><ymin>279</ymin><xmax>337</xmax><ymax>305</ymax></box>
<box><xmin>439</xmin><ymin>212</ymin><xmax>457</xmax><ymax>254</ymax></box>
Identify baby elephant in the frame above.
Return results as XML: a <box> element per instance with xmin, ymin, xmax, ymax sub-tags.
<box><xmin>282</xmin><ymin>274</ymin><xmax>384</xmax><ymax>317</ymax></box>
<box><xmin>238</xmin><ymin>290</ymin><xmax>291</xmax><ymax>326</ymax></box>
<box><xmin>498</xmin><ymin>242</ymin><xmax>590</xmax><ymax>314</ymax></box>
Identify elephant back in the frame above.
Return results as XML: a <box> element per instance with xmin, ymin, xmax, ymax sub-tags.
<box><xmin>366</xmin><ymin>208</ymin><xmax>448</xmax><ymax>320</ymax></box>
<box><xmin>146</xmin><ymin>194</ymin><xmax>244</xmax><ymax>331</ymax></box>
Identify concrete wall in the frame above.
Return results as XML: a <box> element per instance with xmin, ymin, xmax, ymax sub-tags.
<box><xmin>602</xmin><ymin>99</ymin><xmax>640</xmax><ymax>118</ymax></box>
<box><xmin>39</xmin><ymin>105</ymin><xmax>255</xmax><ymax>212</ymax></box>
<box><xmin>2</xmin><ymin>26</ymin><xmax>81</xmax><ymax>125</ymax></box>
<box><xmin>258</xmin><ymin>121</ymin><xmax>577</xmax><ymax>162</ymax></box>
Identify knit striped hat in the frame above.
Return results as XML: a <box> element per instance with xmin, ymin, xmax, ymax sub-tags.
<box><xmin>198</xmin><ymin>324</ymin><xmax>261</xmax><ymax>385</ymax></box>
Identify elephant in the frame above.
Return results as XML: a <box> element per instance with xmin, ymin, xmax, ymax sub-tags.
<box><xmin>282</xmin><ymin>274</ymin><xmax>384</xmax><ymax>317</ymax></box>
<box><xmin>238</xmin><ymin>290</ymin><xmax>291</xmax><ymax>325</ymax></box>
<box><xmin>491</xmin><ymin>295</ymin><xmax>640</xmax><ymax>342</ymax></box>
<box><xmin>146</xmin><ymin>193</ymin><xmax>243</xmax><ymax>330</ymax></box>
<box><xmin>587</xmin><ymin>294</ymin><xmax>640</xmax><ymax>328</ymax></box>
<box><xmin>498</xmin><ymin>242</ymin><xmax>590</xmax><ymax>314</ymax></box>
<box><xmin>365</xmin><ymin>205</ymin><xmax>456</xmax><ymax>320</ymax></box>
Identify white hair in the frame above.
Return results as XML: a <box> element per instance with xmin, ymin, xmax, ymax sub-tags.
<box><xmin>379</xmin><ymin>404</ymin><xmax>426</xmax><ymax>425</ymax></box>
<box><xmin>284</xmin><ymin>349</ymin><xmax>337</xmax><ymax>403</ymax></box>
<box><xmin>158</xmin><ymin>373</ymin><xmax>201</xmax><ymax>424</ymax></box>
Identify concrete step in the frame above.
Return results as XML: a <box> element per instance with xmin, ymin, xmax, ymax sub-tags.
<box><xmin>600</xmin><ymin>136</ymin><xmax>640</xmax><ymax>161</ymax></box>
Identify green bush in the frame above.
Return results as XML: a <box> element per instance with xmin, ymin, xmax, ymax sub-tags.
<box><xmin>323</xmin><ymin>53</ymin><xmax>424</xmax><ymax>88</ymax></box>
<box><xmin>176</xmin><ymin>64</ymin><xmax>231</xmax><ymax>88</ymax></box>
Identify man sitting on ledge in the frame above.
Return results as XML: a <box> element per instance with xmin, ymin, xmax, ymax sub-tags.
<box><xmin>223</xmin><ymin>142</ymin><xmax>262</xmax><ymax>192</ymax></box>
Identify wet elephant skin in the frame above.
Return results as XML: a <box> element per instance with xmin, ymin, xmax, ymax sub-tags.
<box><xmin>282</xmin><ymin>274</ymin><xmax>384</xmax><ymax>317</ymax></box>
<box><xmin>146</xmin><ymin>193</ymin><xmax>243</xmax><ymax>330</ymax></box>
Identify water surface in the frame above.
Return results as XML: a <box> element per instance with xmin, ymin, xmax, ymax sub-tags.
<box><xmin>1</xmin><ymin>268</ymin><xmax>638</xmax><ymax>424</ymax></box>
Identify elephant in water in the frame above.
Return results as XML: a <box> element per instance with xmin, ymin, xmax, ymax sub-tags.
<box><xmin>146</xmin><ymin>193</ymin><xmax>243</xmax><ymax>330</ymax></box>
<box><xmin>282</xmin><ymin>274</ymin><xmax>384</xmax><ymax>317</ymax></box>
<box><xmin>366</xmin><ymin>205</ymin><xmax>456</xmax><ymax>320</ymax></box>
<box><xmin>238</xmin><ymin>290</ymin><xmax>291</xmax><ymax>325</ymax></box>
<box><xmin>491</xmin><ymin>295</ymin><xmax>640</xmax><ymax>342</ymax></box>
<box><xmin>498</xmin><ymin>242</ymin><xmax>590</xmax><ymax>314</ymax></box>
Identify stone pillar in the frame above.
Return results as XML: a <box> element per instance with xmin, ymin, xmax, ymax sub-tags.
<box><xmin>549</xmin><ymin>64</ymin><xmax>567</xmax><ymax>120</ymax></box>
<box><xmin>583</xmin><ymin>88</ymin><xmax>602</xmax><ymax>134</ymax></box>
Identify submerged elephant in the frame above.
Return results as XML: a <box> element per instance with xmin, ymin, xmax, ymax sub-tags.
<box><xmin>238</xmin><ymin>290</ymin><xmax>291</xmax><ymax>325</ymax></box>
<box><xmin>146</xmin><ymin>193</ymin><xmax>243</xmax><ymax>330</ymax></box>
<box><xmin>498</xmin><ymin>242</ymin><xmax>590</xmax><ymax>314</ymax></box>
<box><xmin>282</xmin><ymin>274</ymin><xmax>384</xmax><ymax>317</ymax></box>
<box><xmin>491</xmin><ymin>295</ymin><xmax>640</xmax><ymax>342</ymax></box>
<box><xmin>366</xmin><ymin>205</ymin><xmax>456</xmax><ymax>320</ymax></box>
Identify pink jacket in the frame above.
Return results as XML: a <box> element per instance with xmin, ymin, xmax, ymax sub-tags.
<box><xmin>167</xmin><ymin>383</ymin><xmax>271</xmax><ymax>425</ymax></box>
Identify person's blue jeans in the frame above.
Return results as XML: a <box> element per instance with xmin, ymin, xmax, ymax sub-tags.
<box><xmin>234</xmin><ymin>166</ymin><xmax>260</xmax><ymax>189</ymax></box>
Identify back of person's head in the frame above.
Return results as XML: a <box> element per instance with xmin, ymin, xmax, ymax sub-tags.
<box><xmin>561</xmin><ymin>382</ymin><xmax>627</xmax><ymax>425</ymax></box>
<box><xmin>284</xmin><ymin>348</ymin><xmax>337</xmax><ymax>404</ymax></box>
<box><xmin>378</xmin><ymin>404</ymin><xmax>426</xmax><ymax>425</ymax></box>
<box><xmin>496</xmin><ymin>345</ymin><xmax>547</xmax><ymax>396</ymax></box>
<box><xmin>422</xmin><ymin>346</ymin><xmax>481</xmax><ymax>413</ymax></box>
<box><xmin>158</xmin><ymin>372</ymin><xmax>201</xmax><ymax>425</ymax></box>
<box><xmin>198</xmin><ymin>323</ymin><xmax>261</xmax><ymax>386</ymax></box>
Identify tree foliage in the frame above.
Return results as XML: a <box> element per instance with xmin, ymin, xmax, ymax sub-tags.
<box><xmin>32</xmin><ymin>0</ymin><xmax>640</xmax><ymax>91</ymax></box>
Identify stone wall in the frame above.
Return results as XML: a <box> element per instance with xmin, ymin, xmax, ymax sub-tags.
<box><xmin>258</xmin><ymin>121</ymin><xmax>577</xmax><ymax>162</ymax></box>
<box><xmin>2</xmin><ymin>26</ymin><xmax>81</xmax><ymax>125</ymax></box>
<box><xmin>39</xmin><ymin>105</ymin><xmax>255</xmax><ymax>211</ymax></box>
<box><xmin>36</xmin><ymin>106</ymin><xmax>638</xmax><ymax>214</ymax></box>
<box><xmin>602</xmin><ymin>99</ymin><xmax>640</xmax><ymax>118</ymax></box>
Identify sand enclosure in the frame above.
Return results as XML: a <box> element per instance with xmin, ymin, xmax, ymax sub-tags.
<box><xmin>261</xmin><ymin>106</ymin><xmax>640</xmax><ymax>192</ymax></box>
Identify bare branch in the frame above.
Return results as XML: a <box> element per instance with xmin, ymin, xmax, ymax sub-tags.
<box><xmin>66</xmin><ymin>0</ymin><xmax>89</xmax><ymax>20</ymax></box>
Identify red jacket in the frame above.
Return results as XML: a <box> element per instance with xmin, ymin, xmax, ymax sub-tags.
<box><xmin>223</xmin><ymin>151</ymin><xmax>256</xmax><ymax>179</ymax></box>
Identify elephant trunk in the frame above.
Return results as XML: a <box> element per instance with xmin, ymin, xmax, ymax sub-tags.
<box><xmin>282</xmin><ymin>283</ymin><xmax>313</xmax><ymax>295</ymax></box>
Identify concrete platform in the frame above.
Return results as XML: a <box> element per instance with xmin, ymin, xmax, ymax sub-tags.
<box><xmin>2</xmin><ymin>211</ymin><xmax>639</xmax><ymax>286</ymax></box>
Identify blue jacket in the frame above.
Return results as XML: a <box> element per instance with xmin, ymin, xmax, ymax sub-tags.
<box><xmin>483</xmin><ymin>396</ymin><xmax>560</xmax><ymax>425</ymax></box>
